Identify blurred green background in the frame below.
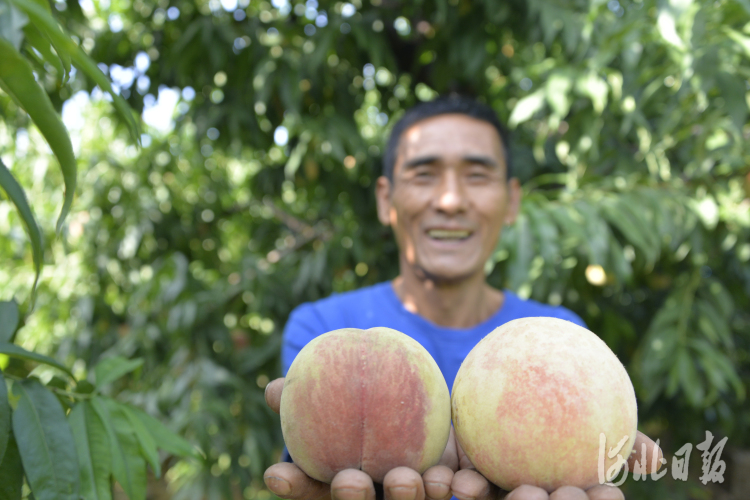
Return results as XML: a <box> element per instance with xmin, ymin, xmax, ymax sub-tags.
<box><xmin>1</xmin><ymin>0</ymin><xmax>749</xmax><ymax>498</ymax></box>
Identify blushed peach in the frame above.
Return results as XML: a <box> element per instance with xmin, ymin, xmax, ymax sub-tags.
<box><xmin>281</xmin><ymin>327</ymin><xmax>451</xmax><ymax>483</ymax></box>
<box><xmin>451</xmin><ymin>317</ymin><xmax>637</xmax><ymax>492</ymax></box>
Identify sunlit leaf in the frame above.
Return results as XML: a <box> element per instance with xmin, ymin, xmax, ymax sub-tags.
<box><xmin>18</xmin><ymin>0</ymin><xmax>71</xmax><ymax>81</ymax></box>
<box><xmin>0</xmin><ymin>38</ymin><xmax>76</xmax><ymax>233</ymax></box>
<box><xmin>8</xmin><ymin>0</ymin><xmax>139</xmax><ymax>143</ymax></box>
<box><xmin>22</xmin><ymin>24</ymin><xmax>65</xmax><ymax>79</ymax></box>
<box><xmin>508</xmin><ymin>90</ymin><xmax>545</xmax><ymax>128</ymax></box>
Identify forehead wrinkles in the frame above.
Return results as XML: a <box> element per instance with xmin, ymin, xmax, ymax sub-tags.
<box><xmin>398</xmin><ymin>119</ymin><xmax>503</xmax><ymax>163</ymax></box>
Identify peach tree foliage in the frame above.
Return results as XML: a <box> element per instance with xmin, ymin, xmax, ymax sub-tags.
<box><xmin>0</xmin><ymin>0</ymin><xmax>749</xmax><ymax>499</ymax></box>
<box><xmin>0</xmin><ymin>0</ymin><xmax>195</xmax><ymax>499</ymax></box>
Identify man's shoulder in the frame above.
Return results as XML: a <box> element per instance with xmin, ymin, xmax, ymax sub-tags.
<box><xmin>501</xmin><ymin>291</ymin><xmax>586</xmax><ymax>327</ymax></box>
<box><xmin>297</xmin><ymin>281</ymin><xmax>391</xmax><ymax>311</ymax></box>
<box><xmin>288</xmin><ymin>281</ymin><xmax>394</xmax><ymax>328</ymax></box>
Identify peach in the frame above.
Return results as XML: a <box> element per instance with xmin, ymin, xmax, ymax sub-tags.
<box><xmin>451</xmin><ymin>317</ymin><xmax>638</xmax><ymax>492</ymax></box>
<box><xmin>280</xmin><ymin>327</ymin><xmax>451</xmax><ymax>483</ymax></box>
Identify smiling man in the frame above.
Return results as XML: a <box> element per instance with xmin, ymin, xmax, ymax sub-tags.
<box><xmin>263</xmin><ymin>96</ymin><xmax>661</xmax><ymax>500</ymax></box>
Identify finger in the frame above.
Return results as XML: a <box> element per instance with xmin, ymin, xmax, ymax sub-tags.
<box><xmin>451</xmin><ymin>468</ymin><xmax>498</xmax><ymax>500</ymax></box>
<box><xmin>383</xmin><ymin>466</ymin><xmax>425</xmax><ymax>500</ymax></box>
<box><xmin>423</xmin><ymin>465</ymin><xmax>454</xmax><ymax>500</ymax></box>
<box><xmin>585</xmin><ymin>485</ymin><xmax>624</xmax><ymax>500</ymax></box>
<box><xmin>330</xmin><ymin>469</ymin><xmax>376</xmax><ymax>500</ymax></box>
<box><xmin>265</xmin><ymin>377</ymin><xmax>285</xmax><ymax>414</ymax></box>
<box><xmin>438</xmin><ymin>426</ymin><xmax>459</xmax><ymax>472</ymax></box>
<box><xmin>626</xmin><ymin>430</ymin><xmax>664</xmax><ymax>474</ymax></box>
<box><xmin>504</xmin><ymin>485</ymin><xmax>548</xmax><ymax>500</ymax></box>
<box><xmin>454</xmin><ymin>433</ymin><xmax>475</xmax><ymax>471</ymax></box>
<box><xmin>548</xmin><ymin>486</ymin><xmax>586</xmax><ymax>500</ymax></box>
<box><xmin>264</xmin><ymin>462</ymin><xmax>330</xmax><ymax>500</ymax></box>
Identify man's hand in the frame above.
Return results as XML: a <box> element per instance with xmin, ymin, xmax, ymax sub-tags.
<box><xmin>263</xmin><ymin>378</ymin><xmax>456</xmax><ymax>500</ymax></box>
<box><xmin>451</xmin><ymin>431</ymin><xmax>664</xmax><ymax>500</ymax></box>
<box><xmin>264</xmin><ymin>377</ymin><xmax>663</xmax><ymax>500</ymax></box>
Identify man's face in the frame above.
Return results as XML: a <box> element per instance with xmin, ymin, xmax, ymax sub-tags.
<box><xmin>376</xmin><ymin>113</ymin><xmax>521</xmax><ymax>284</ymax></box>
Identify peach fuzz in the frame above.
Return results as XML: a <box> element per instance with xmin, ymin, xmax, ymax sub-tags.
<box><xmin>280</xmin><ymin>327</ymin><xmax>451</xmax><ymax>483</ymax></box>
<box><xmin>451</xmin><ymin>317</ymin><xmax>638</xmax><ymax>492</ymax></box>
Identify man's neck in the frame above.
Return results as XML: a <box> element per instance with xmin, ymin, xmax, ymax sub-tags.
<box><xmin>391</xmin><ymin>268</ymin><xmax>504</xmax><ymax>329</ymax></box>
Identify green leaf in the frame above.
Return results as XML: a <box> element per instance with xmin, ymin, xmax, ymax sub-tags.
<box><xmin>508</xmin><ymin>90</ymin><xmax>545</xmax><ymax>127</ymax></box>
<box><xmin>601</xmin><ymin>199</ymin><xmax>657</xmax><ymax>265</ymax></box>
<box><xmin>0</xmin><ymin>36</ymin><xmax>76</xmax><ymax>233</ymax></box>
<box><xmin>122</xmin><ymin>405</ymin><xmax>161</xmax><ymax>477</ymax></box>
<box><xmin>694</xmin><ymin>343</ymin><xmax>729</xmax><ymax>394</ymax></box>
<box><xmin>12</xmin><ymin>379</ymin><xmax>79</xmax><ymax>500</ymax></box>
<box><xmin>9</xmin><ymin>0</ymin><xmax>140</xmax><ymax>144</ymax></box>
<box><xmin>0</xmin><ymin>433</ymin><xmax>23</xmax><ymax>500</ymax></box>
<box><xmin>576</xmin><ymin>200</ymin><xmax>610</xmax><ymax>266</ymax></box>
<box><xmin>724</xmin><ymin>26</ymin><xmax>750</xmax><ymax>58</ymax></box>
<box><xmin>90</xmin><ymin>397</ymin><xmax>146</xmax><ymax>500</ymax></box>
<box><xmin>575</xmin><ymin>71</ymin><xmax>609</xmax><ymax>114</ymax></box>
<box><xmin>129</xmin><ymin>406</ymin><xmax>198</xmax><ymax>459</ymax></box>
<box><xmin>93</xmin><ymin>356</ymin><xmax>144</xmax><ymax>388</ymax></box>
<box><xmin>68</xmin><ymin>401</ymin><xmax>113</xmax><ymax>500</ymax></box>
<box><xmin>18</xmin><ymin>0</ymin><xmax>71</xmax><ymax>81</ymax></box>
<box><xmin>238</xmin><ymin>335</ymin><xmax>282</xmax><ymax>374</ymax></box>
<box><xmin>702</xmin><ymin>347</ymin><xmax>746</xmax><ymax>402</ymax></box>
<box><xmin>22</xmin><ymin>24</ymin><xmax>65</xmax><ymax>79</ymax></box>
<box><xmin>0</xmin><ymin>300</ymin><xmax>20</xmax><ymax>344</ymax></box>
<box><xmin>696</xmin><ymin>300</ymin><xmax>733</xmax><ymax>349</ymax></box>
<box><xmin>526</xmin><ymin>201</ymin><xmax>560</xmax><ymax>268</ymax></box>
<box><xmin>0</xmin><ymin>342</ymin><xmax>74</xmax><ymax>378</ymax></box>
<box><xmin>0</xmin><ymin>370</ymin><xmax>9</xmax><ymax>465</ymax></box>
<box><xmin>676</xmin><ymin>348</ymin><xmax>704</xmax><ymax>407</ymax></box>
<box><xmin>545</xmin><ymin>71</ymin><xmax>573</xmax><ymax>117</ymax></box>
<box><xmin>0</xmin><ymin>159</ymin><xmax>44</xmax><ymax>292</ymax></box>
<box><xmin>0</xmin><ymin>0</ymin><xmax>28</xmax><ymax>49</ymax></box>
<box><xmin>507</xmin><ymin>213</ymin><xmax>533</xmax><ymax>290</ymax></box>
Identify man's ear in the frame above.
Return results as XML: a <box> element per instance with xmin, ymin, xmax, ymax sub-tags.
<box><xmin>504</xmin><ymin>177</ymin><xmax>522</xmax><ymax>226</ymax></box>
<box><xmin>375</xmin><ymin>176</ymin><xmax>392</xmax><ymax>226</ymax></box>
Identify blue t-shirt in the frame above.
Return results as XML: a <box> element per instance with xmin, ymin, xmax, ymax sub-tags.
<box><xmin>282</xmin><ymin>281</ymin><xmax>585</xmax><ymax>392</ymax></box>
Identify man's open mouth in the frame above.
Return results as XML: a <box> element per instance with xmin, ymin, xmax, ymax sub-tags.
<box><xmin>427</xmin><ymin>229</ymin><xmax>473</xmax><ymax>241</ymax></box>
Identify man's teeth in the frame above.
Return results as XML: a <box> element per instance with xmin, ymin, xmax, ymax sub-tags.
<box><xmin>428</xmin><ymin>229</ymin><xmax>471</xmax><ymax>240</ymax></box>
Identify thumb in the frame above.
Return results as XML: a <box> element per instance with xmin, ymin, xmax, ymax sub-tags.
<box><xmin>265</xmin><ymin>377</ymin><xmax>285</xmax><ymax>414</ymax></box>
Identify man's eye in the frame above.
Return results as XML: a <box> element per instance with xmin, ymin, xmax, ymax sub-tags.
<box><xmin>414</xmin><ymin>169</ymin><xmax>434</xmax><ymax>177</ymax></box>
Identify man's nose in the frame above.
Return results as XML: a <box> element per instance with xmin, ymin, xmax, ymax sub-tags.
<box><xmin>435</xmin><ymin>169</ymin><xmax>467</xmax><ymax>214</ymax></box>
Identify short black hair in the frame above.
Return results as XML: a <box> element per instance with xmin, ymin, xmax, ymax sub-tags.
<box><xmin>382</xmin><ymin>95</ymin><xmax>512</xmax><ymax>182</ymax></box>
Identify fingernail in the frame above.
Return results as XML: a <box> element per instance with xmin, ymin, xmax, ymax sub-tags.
<box><xmin>425</xmin><ymin>482</ymin><xmax>450</xmax><ymax>500</ymax></box>
<box><xmin>451</xmin><ymin>494</ymin><xmax>475</xmax><ymax>500</ymax></box>
<box><xmin>264</xmin><ymin>476</ymin><xmax>291</xmax><ymax>496</ymax></box>
<box><xmin>388</xmin><ymin>486</ymin><xmax>417</xmax><ymax>500</ymax></box>
<box><xmin>333</xmin><ymin>488</ymin><xmax>367</xmax><ymax>500</ymax></box>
